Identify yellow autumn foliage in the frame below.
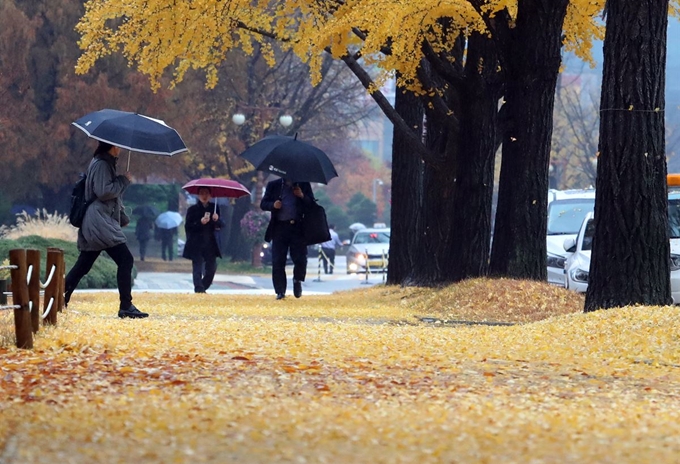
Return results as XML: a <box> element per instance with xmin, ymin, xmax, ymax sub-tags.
<box><xmin>71</xmin><ymin>0</ymin><xmax>617</xmax><ymax>92</ymax></box>
<box><xmin>1</xmin><ymin>284</ymin><xmax>680</xmax><ymax>462</ymax></box>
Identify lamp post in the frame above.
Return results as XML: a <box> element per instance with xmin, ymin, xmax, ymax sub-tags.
<box><xmin>232</xmin><ymin>110</ymin><xmax>293</xmax><ymax>202</ymax></box>
<box><xmin>232</xmin><ymin>112</ymin><xmax>293</xmax><ymax>130</ymax></box>
<box><xmin>372</xmin><ymin>178</ymin><xmax>384</xmax><ymax>204</ymax></box>
<box><xmin>232</xmin><ymin>109</ymin><xmax>293</xmax><ymax>267</ymax></box>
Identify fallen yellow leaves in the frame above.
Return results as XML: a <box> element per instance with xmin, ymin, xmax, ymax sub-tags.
<box><xmin>0</xmin><ymin>286</ymin><xmax>679</xmax><ymax>462</ymax></box>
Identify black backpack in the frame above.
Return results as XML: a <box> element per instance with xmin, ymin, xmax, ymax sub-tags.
<box><xmin>69</xmin><ymin>173</ymin><xmax>93</xmax><ymax>228</ymax></box>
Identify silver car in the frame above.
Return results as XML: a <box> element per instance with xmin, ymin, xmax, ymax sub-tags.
<box><xmin>346</xmin><ymin>228</ymin><xmax>390</xmax><ymax>274</ymax></box>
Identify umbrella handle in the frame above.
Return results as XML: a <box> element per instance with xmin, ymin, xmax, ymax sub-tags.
<box><xmin>127</xmin><ymin>150</ymin><xmax>131</xmax><ymax>172</ymax></box>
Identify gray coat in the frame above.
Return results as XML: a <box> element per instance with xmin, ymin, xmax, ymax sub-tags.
<box><xmin>77</xmin><ymin>153</ymin><xmax>131</xmax><ymax>252</ymax></box>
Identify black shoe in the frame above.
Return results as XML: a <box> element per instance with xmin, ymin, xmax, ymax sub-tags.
<box><xmin>64</xmin><ymin>289</ymin><xmax>73</xmax><ymax>308</ymax></box>
<box><xmin>276</xmin><ymin>293</ymin><xmax>286</xmax><ymax>300</ymax></box>
<box><xmin>293</xmin><ymin>280</ymin><xmax>302</xmax><ymax>298</ymax></box>
<box><xmin>118</xmin><ymin>305</ymin><xmax>149</xmax><ymax>319</ymax></box>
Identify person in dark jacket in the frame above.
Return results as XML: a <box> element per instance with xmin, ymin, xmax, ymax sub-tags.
<box><xmin>182</xmin><ymin>187</ymin><xmax>224</xmax><ymax>293</ymax></box>
<box><xmin>261</xmin><ymin>178</ymin><xmax>314</xmax><ymax>300</ymax></box>
<box><xmin>135</xmin><ymin>215</ymin><xmax>154</xmax><ymax>261</ymax></box>
<box><xmin>159</xmin><ymin>226</ymin><xmax>177</xmax><ymax>261</ymax></box>
<box><xmin>64</xmin><ymin>141</ymin><xmax>148</xmax><ymax>319</ymax></box>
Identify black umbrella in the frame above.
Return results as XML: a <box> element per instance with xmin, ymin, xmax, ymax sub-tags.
<box><xmin>72</xmin><ymin>109</ymin><xmax>188</xmax><ymax>158</ymax></box>
<box><xmin>239</xmin><ymin>134</ymin><xmax>338</xmax><ymax>184</ymax></box>
<box><xmin>132</xmin><ymin>205</ymin><xmax>160</xmax><ymax>219</ymax></box>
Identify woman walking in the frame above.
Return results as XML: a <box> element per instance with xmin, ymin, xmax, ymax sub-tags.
<box><xmin>64</xmin><ymin>141</ymin><xmax>148</xmax><ymax>319</ymax></box>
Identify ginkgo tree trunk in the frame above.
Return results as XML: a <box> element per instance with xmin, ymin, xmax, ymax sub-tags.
<box><xmin>585</xmin><ymin>0</ymin><xmax>672</xmax><ymax>311</ymax></box>
<box><xmin>487</xmin><ymin>0</ymin><xmax>571</xmax><ymax>280</ymax></box>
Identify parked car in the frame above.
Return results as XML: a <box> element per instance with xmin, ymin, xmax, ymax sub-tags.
<box><xmin>564</xmin><ymin>213</ymin><xmax>680</xmax><ymax>303</ymax></box>
<box><xmin>563</xmin><ymin>213</ymin><xmax>594</xmax><ymax>293</ymax></box>
<box><xmin>346</xmin><ymin>228</ymin><xmax>390</xmax><ymax>274</ymax></box>
<box><xmin>546</xmin><ymin>189</ymin><xmax>596</xmax><ymax>286</ymax></box>
<box><xmin>260</xmin><ymin>242</ymin><xmax>292</xmax><ymax>266</ymax></box>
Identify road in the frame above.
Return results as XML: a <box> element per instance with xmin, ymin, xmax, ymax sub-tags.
<box><xmin>128</xmin><ymin>255</ymin><xmax>388</xmax><ymax>295</ymax></box>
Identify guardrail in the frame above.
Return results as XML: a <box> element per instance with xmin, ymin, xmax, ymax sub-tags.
<box><xmin>313</xmin><ymin>246</ymin><xmax>388</xmax><ymax>283</ymax></box>
<box><xmin>0</xmin><ymin>248</ymin><xmax>65</xmax><ymax>349</ymax></box>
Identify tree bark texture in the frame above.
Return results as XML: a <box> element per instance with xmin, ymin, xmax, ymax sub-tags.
<box><xmin>386</xmin><ymin>87</ymin><xmax>425</xmax><ymax>285</ymax></box>
<box><xmin>585</xmin><ymin>0</ymin><xmax>670</xmax><ymax>311</ymax></box>
<box><xmin>451</xmin><ymin>33</ymin><xmax>498</xmax><ymax>281</ymax></box>
<box><xmin>489</xmin><ymin>0</ymin><xmax>569</xmax><ymax>280</ymax></box>
<box><xmin>415</xmin><ymin>70</ymin><xmax>460</xmax><ymax>285</ymax></box>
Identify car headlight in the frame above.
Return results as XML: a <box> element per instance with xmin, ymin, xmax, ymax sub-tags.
<box><xmin>671</xmin><ymin>254</ymin><xmax>680</xmax><ymax>271</ymax></box>
<box><xmin>570</xmin><ymin>268</ymin><xmax>589</xmax><ymax>283</ymax></box>
<box><xmin>262</xmin><ymin>243</ymin><xmax>269</xmax><ymax>249</ymax></box>
<box><xmin>547</xmin><ymin>254</ymin><xmax>566</xmax><ymax>269</ymax></box>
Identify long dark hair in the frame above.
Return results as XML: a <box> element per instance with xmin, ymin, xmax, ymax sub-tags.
<box><xmin>94</xmin><ymin>141</ymin><xmax>114</xmax><ymax>157</ymax></box>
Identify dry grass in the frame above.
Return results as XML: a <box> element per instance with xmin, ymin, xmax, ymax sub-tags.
<box><xmin>0</xmin><ymin>311</ymin><xmax>12</xmax><ymax>347</ymax></box>
<box><xmin>336</xmin><ymin>277</ymin><xmax>585</xmax><ymax>324</ymax></box>
<box><xmin>0</xmin><ymin>209</ymin><xmax>77</xmax><ymax>242</ymax></box>
<box><xmin>0</xmin><ymin>278</ymin><xmax>583</xmax><ymax>349</ymax></box>
<box><xmin>0</xmin><ymin>258</ymin><xmax>13</xmax><ymax>346</ymax></box>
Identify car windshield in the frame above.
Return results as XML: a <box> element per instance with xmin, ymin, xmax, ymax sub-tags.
<box><xmin>669</xmin><ymin>199</ymin><xmax>680</xmax><ymax>238</ymax></box>
<box><xmin>547</xmin><ymin>199</ymin><xmax>595</xmax><ymax>235</ymax></box>
<box><xmin>353</xmin><ymin>231</ymin><xmax>390</xmax><ymax>244</ymax></box>
<box><xmin>582</xmin><ymin>219</ymin><xmax>595</xmax><ymax>251</ymax></box>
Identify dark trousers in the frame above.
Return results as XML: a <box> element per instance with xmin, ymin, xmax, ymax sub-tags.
<box><xmin>161</xmin><ymin>236</ymin><xmax>173</xmax><ymax>261</ymax></box>
<box><xmin>191</xmin><ymin>248</ymin><xmax>218</xmax><ymax>293</ymax></box>
<box><xmin>271</xmin><ymin>222</ymin><xmax>307</xmax><ymax>295</ymax></box>
<box><xmin>65</xmin><ymin>243</ymin><xmax>134</xmax><ymax>310</ymax></box>
<box><xmin>138</xmin><ymin>239</ymin><xmax>149</xmax><ymax>260</ymax></box>
<box><xmin>321</xmin><ymin>247</ymin><xmax>336</xmax><ymax>274</ymax></box>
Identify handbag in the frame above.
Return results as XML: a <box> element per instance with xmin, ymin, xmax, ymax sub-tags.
<box><xmin>303</xmin><ymin>201</ymin><xmax>331</xmax><ymax>245</ymax></box>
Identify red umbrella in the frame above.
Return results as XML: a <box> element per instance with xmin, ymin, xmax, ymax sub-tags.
<box><xmin>182</xmin><ymin>178</ymin><xmax>250</xmax><ymax>197</ymax></box>
<box><xmin>182</xmin><ymin>178</ymin><xmax>251</xmax><ymax>212</ymax></box>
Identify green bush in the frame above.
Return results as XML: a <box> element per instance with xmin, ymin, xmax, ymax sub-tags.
<box><xmin>0</xmin><ymin>235</ymin><xmax>131</xmax><ymax>289</ymax></box>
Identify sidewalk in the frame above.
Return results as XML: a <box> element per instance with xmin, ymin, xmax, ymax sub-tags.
<box><xmin>75</xmin><ymin>256</ymin><xmax>384</xmax><ymax>295</ymax></box>
<box><xmin>131</xmin><ymin>272</ymin><xmax>275</xmax><ymax>294</ymax></box>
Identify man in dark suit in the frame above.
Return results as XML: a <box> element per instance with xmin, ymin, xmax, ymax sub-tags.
<box><xmin>261</xmin><ymin>178</ymin><xmax>315</xmax><ymax>299</ymax></box>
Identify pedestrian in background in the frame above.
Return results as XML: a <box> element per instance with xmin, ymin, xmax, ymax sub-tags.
<box><xmin>261</xmin><ymin>178</ymin><xmax>315</xmax><ymax>300</ymax></box>
<box><xmin>320</xmin><ymin>224</ymin><xmax>343</xmax><ymax>274</ymax></box>
<box><xmin>158</xmin><ymin>226</ymin><xmax>177</xmax><ymax>261</ymax></box>
<box><xmin>64</xmin><ymin>141</ymin><xmax>148</xmax><ymax>319</ymax></box>
<box><xmin>135</xmin><ymin>215</ymin><xmax>153</xmax><ymax>261</ymax></box>
<box><xmin>182</xmin><ymin>187</ymin><xmax>223</xmax><ymax>293</ymax></box>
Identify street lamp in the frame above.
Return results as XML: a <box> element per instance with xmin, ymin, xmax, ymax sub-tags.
<box><xmin>231</xmin><ymin>112</ymin><xmax>293</xmax><ymax>129</ymax></box>
<box><xmin>232</xmin><ymin>113</ymin><xmax>246</xmax><ymax>126</ymax></box>
<box><xmin>231</xmin><ymin>110</ymin><xmax>294</xmax><ymax>202</ymax></box>
<box><xmin>372</xmin><ymin>178</ymin><xmax>384</xmax><ymax>204</ymax></box>
<box><xmin>279</xmin><ymin>114</ymin><xmax>293</xmax><ymax>128</ymax></box>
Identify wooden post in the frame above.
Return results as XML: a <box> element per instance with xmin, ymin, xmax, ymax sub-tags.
<box><xmin>43</xmin><ymin>249</ymin><xmax>59</xmax><ymax>326</ymax></box>
<box><xmin>9</xmin><ymin>249</ymin><xmax>32</xmax><ymax>349</ymax></box>
<box><xmin>59</xmin><ymin>249</ymin><xmax>65</xmax><ymax>311</ymax></box>
<box><xmin>50</xmin><ymin>248</ymin><xmax>66</xmax><ymax>312</ymax></box>
<box><xmin>26</xmin><ymin>249</ymin><xmax>41</xmax><ymax>333</ymax></box>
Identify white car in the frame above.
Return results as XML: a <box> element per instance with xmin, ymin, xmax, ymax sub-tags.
<box><xmin>346</xmin><ymin>228</ymin><xmax>390</xmax><ymax>273</ymax></box>
<box><xmin>564</xmin><ymin>213</ymin><xmax>680</xmax><ymax>303</ymax></box>
<box><xmin>546</xmin><ymin>189</ymin><xmax>595</xmax><ymax>286</ymax></box>
<box><xmin>563</xmin><ymin>213</ymin><xmax>594</xmax><ymax>293</ymax></box>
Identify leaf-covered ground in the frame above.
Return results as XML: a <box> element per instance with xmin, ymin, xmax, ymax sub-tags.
<box><xmin>1</xmin><ymin>280</ymin><xmax>680</xmax><ymax>463</ymax></box>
